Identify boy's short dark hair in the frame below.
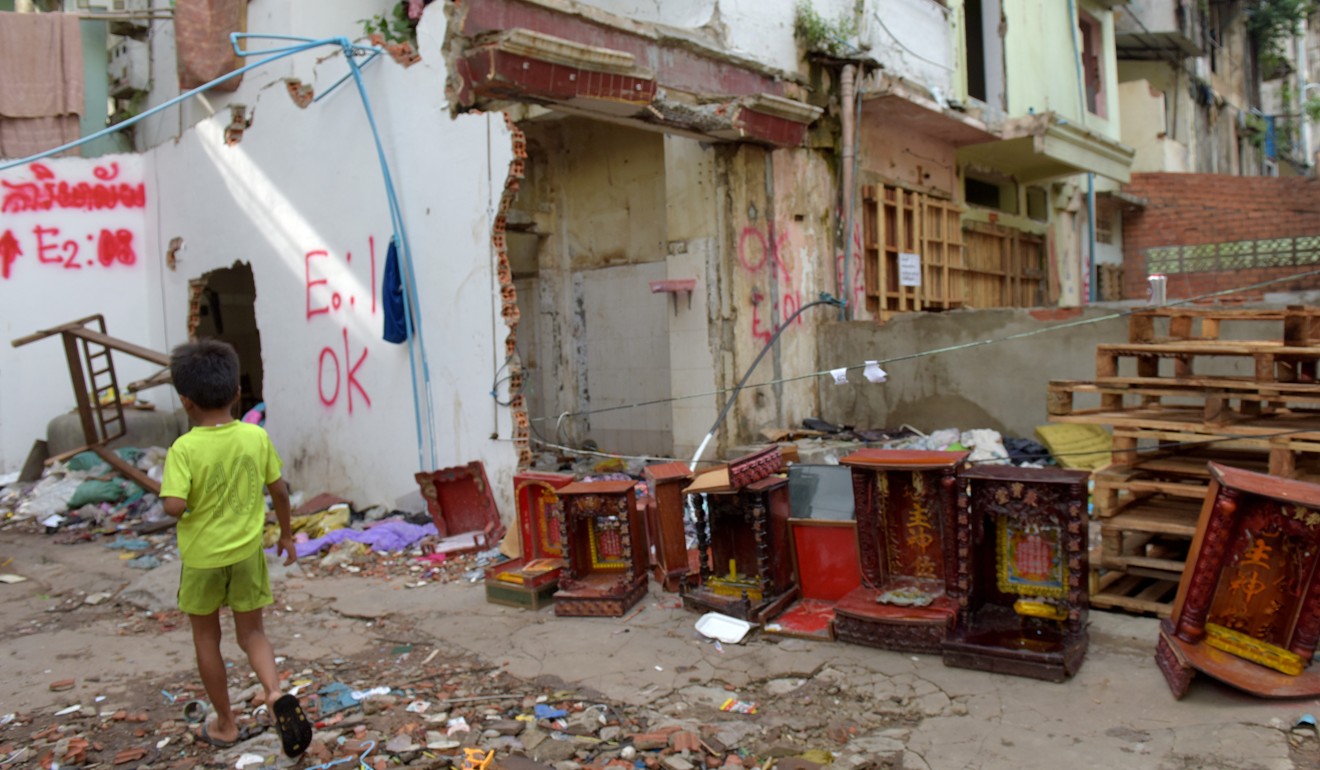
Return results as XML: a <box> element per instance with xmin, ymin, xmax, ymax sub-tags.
<box><xmin>171</xmin><ymin>339</ymin><xmax>240</xmax><ymax>409</ymax></box>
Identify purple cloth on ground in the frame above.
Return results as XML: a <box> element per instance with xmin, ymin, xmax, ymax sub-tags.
<box><xmin>269</xmin><ymin>519</ymin><xmax>438</xmax><ymax>560</ymax></box>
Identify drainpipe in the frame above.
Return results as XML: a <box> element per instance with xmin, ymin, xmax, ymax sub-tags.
<box><xmin>1299</xmin><ymin>26</ymin><xmax>1313</xmax><ymax>168</ymax></box>
<box><xmin>840</xmin><ymin>64</ymin><xmax>858</xmax><ymax>320</ymax></box>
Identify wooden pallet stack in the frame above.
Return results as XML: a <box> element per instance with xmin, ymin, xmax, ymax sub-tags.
<box><xmin>1047</xmin><ymin>306</ymin><xmax>1320</xmax><ymax>616</ymax></box>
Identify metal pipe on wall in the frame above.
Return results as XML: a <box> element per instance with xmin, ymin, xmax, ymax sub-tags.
<box><xmin>839</xmin><ymin>64</ymin><xmax>857</xmax><ymax>320</ymax></box>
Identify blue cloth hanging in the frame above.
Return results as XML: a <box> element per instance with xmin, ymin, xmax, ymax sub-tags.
<box><xmin>383</xmin><ymin>237</ymin><xmax>411</xmax><ymax>343</ymax></box>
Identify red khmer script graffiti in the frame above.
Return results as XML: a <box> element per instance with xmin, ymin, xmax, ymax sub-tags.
<box><xmin>1</xmin><ymin>162</ymin><xmax>146</xmax><ymax>213</ymax></box>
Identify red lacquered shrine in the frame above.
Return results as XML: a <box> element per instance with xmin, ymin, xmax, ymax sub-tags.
<box><xmin>832</xmin><ymin>450</ymin><xmax>967</xmax><ymax>653</ymax></box>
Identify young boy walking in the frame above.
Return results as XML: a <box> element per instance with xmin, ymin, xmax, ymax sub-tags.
<box><xmin>160</xmin><ymin>340</ymin><xmax>312</xmax><ymax>757</ymax></box>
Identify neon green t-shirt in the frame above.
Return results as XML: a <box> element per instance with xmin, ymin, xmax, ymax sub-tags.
<box><xmin>160</xmin><ymin>421</ymin><xmax>283</xmax><ymax>569</ymax></box>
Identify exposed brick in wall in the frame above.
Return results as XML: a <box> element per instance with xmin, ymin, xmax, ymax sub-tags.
<box><xmin>174</xmin><ymin>0</ymin><xmax>247</xmax><ymax>93</ymax></box>
<box><xmin>1121</xmin><ymin>173</ymin><xmax>1320</xmax><ymax>301</ymax></box>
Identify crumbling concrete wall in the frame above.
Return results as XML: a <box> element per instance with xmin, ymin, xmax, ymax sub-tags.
<box><xmin>139</xmin><ymin>8</ymin><xmax>518</xmax><ymax>510</ymax></box>
<box><xmin>817</xmin><ymin>307</ymin><xmax>1129</xmax><ymax>440</ymax></box>
<box><xmin>514</xmin><ymin>118</ymin><xmax>674</xmax><ymax>457</ymax></box>
<box><xmin>719</xmin><ymin>144</ymin><xmax>836</xmax><ymax>451</ymax></box>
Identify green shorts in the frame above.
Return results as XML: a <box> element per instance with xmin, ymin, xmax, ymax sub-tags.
<box><xmin>177</xmin><ymin>546</ymin><xmax>273</xmax><ymax>615</ymax></box>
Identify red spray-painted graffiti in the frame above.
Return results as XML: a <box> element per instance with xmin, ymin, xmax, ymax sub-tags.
<box><xmin>1</xmin><ymin>161</ymin><xmax>146</xmax><ymax>281</ymax></box>
<box><xmin>738</xmin><ymin>224</ymin><xmax>804</xmax><ymax>345</ymax></box>
<box><xmin>0</xmin><ymin>224</ymin><xmax>138</xmax><ymax>279</ymax></box>
<box><xmin>304</xmin><ymin>237</ymin><xmax>378</xmax><ymax>415</ymax></box>
<box><xmin>1</xmin><ymin>162</ymin><xmax>146</xmax><ymax>213</ymax></box>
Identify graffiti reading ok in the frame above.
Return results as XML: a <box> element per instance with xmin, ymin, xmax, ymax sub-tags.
<box><xmin>738</xmin><ymin>225</ymin><xmax>803</xmax><ymax>345</ymax></box>
<box><xmin>304</xmin><ymin>237</ymin><xmax>377</xmax><ymax>415</ymax></box>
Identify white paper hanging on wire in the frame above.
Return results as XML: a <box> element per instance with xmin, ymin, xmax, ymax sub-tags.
<box><xmin>863</xmin><ymin>361</ymin><xmax>887</xmax><ymax>383</ymax></box>
<box><xmin>829</xmin><ymin>367</ymin><xmax>849</xmax><ymax>385</ymax></box>
<box><xmin>898</xmin><ymin>252</ymin><xmax>922</xmax><ymax>286</ymax></box>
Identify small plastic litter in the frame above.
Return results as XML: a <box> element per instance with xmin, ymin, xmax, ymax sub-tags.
<box><xmin>405</xmin><ymin>700</ymin><xmax>430</xmax><ymax>714</ymax></box>
<box><xmin>125</xmin><ymin>554</ymin><xmax>160</xmax><ymax>570</ymax></box>
<box><xmin>54</xmin><ymin>705</ymin><xmax>80</xmax><ymax>716</ymax></box>
<box><xmin>235</xmin><ymin>753</ymin><xmax>265</xmax><ymax>769</ymax></box>
<box><xmin>447</xmin><ymin>716</ymin><xmax>470</xmax><ymax>736</ymax></box>
<box><xmin>695</xmin><ymin>612</ymin><xmax>753</xmax><ymax>644</ymax></box>
<box><xmin>317</xmin><ymin>682</ymin><xmax>360</xmax><ymax>716</ymax></box>
<box><xmin>719</xmin><ymin>698</ymin><xmax>758</xmax><ymax>714</ymax></box>
<box><xmin>533</xmin><ymin>704</ymin><xmax>566</xmax><ymax>719</ymax></box>
<box><xmin>105</xmin><ymin>535</ymin><xmax>151</xmax><ymax>551</ymax></box>
<box><xmin>350</xmin><ymin>686</ymin><xmax>391</xmax><ymax>701</ymax></box>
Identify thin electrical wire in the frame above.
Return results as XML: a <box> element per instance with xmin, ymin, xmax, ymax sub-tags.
<box><xmin>528</xmin><ymin>418</ymin><xmax>1320</xmax><ymax>468</ymax></box>
<box><xmin>530</xmin><ymin>264</ymin><xmax>1320</xmax><ymax>427</ymax></box>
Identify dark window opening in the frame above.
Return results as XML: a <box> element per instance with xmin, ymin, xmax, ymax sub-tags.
<box><xmin>965</xmin><ymin>0</ymin><xmax>987</xmax><ymax>102</ymax></box>
<box><xmin>965</xmin><ymin>177</ymin><xmax>1002</xmax><ymax>209</ymax></box>
<box><xmin>1079</xmin><ymin>13</ymin><xmax>1104</xmax><ymax>116</ymax></box>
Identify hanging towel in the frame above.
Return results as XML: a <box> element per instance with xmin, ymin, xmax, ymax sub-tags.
<box><xmin>0</xmin><ymin>12</ymin><xmax>84</xmax><ymax>158</ymax></box>
<box><xmin>382</xmin><ymin>237</ymin><xmax>412</xmax><ymax>344</ymax></box>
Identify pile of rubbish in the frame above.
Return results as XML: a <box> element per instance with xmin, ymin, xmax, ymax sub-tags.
<box><xmin>0</xmin><ymin>447</ymin><xmax>170</xmax><ymax>534</ymax></box>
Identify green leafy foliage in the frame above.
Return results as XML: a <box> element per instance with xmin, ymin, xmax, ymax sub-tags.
<box><xmin>1247</xmin><ymin>0</ymin><xmax>1317</xmax><ymax>75</ymax></box>
<box><xmin>359</xmin><ymin>1</ymin><xmax>416</xmax><ymax>45</ymax></box>
<box><xmin>793</xmin><ymin>0</ymin><xmax>858</xmax><ymax>57</ymax></box>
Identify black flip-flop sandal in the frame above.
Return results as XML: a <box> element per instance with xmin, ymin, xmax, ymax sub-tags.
<box><xmin>271</xmin><ymin>694</ymin><xmax>313</xmax><ymax>757</ymax></box>
<box><xmin>198</xmin><ymin>722</ymin><xmax>262</xmax><ymax>749</ymax></box>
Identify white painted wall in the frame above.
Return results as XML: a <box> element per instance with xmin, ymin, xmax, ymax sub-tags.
<box><xmin>861</xmin><ymin>0</ymin><xmax>956</xmax><ymax>100</ymax></box>
<box><xmin>4</xmin><ymin>7</ymin><xmax>519</xmax><ymax>514</ymax></box>
<box><xmin>0</xmin><ymin>154</ymin><xmax>161</xmax><ymax>472</ymax></box>
<box><xmin>137</xmin><ymin>0</ymin><xmax>398</xmax><ymax>151</ymax></box>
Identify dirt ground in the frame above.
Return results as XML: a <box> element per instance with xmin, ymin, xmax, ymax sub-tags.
<box><xmin>1</xmin><ymin>528</ymin><xmax>1318</xmax><ymax>770</ymax></box>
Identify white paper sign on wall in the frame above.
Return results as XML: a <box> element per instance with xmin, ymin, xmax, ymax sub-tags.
<box><xmin>898</xmin><ymin>252</ymin><xmax>921</xmax><ymax>287</ymax></box>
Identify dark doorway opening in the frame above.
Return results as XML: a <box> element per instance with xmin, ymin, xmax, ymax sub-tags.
<box><xmin>194</xmin><ymin>262</ymin><xmax>264</xmax><ymax>417</ymax></box>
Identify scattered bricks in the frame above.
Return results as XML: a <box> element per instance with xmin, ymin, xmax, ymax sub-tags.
<box><xmin>113</xmin><ymin>747</ymin><xmax>148</xmax><ymax>765</ymax></box>
<box><xmin>662</xmin><ymin>757</ymin><xmax>695</xmax><ymax>770</ymax></box>
<box><xmin>111</xmin><ymin>710</ymin><xmax>128</xmax><ymax>721</ymax></box>
<box><xmin>48</xmin><ymin>679</ymin><xmax>75</xmax><ymax>692</ymax></box>
<box><xmin>31</xmin><ymin>726</ymin><xmax>61</xmax><ymax>742</ymax></box>
<box><xmin>340</xmin><ymin>739</ymin><xmax>371</xmax><ymax>755</ymax></box>
<box><xmin>306</xmin><ymin>741</ymin><xmax>332</xmax><ymax>763</ymax></box>
<box><xmin>669</xmin><ymin>731</ymin><xmax>701</xmax><ymax>753</ymax></box>
<box><xmin>62</xmin><ymin>737</ymin><xmax>89</xmax><ymax>764</ymax></box>
<box><xmin>720</xmin><ymin>756</ymin><xmax>743</xmax><ymax>769</ymax></box>
<box><xmin>128</xmin><ymin>712</ymin><xmax>150</xmax><ymax>723</ymax></box>
<box><xmin>133</xmin><ymin>728</ymin><xmax>147</xmax><ymax>738</ymax></box>
<box><xmin>630</xmin><ymin>732</ymin><xmax>669</xmax><ymax>750</ymax></box>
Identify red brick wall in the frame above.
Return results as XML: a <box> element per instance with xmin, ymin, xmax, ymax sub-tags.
<box><xmin>174</xmin><ymin>0</ymin><xmax>247</xmax><ymax>93</ymax></box>
<box><xmin>1121</xmin><ymin>173</ymin><xmax>1320</xmax><ymax>301</ymax></box>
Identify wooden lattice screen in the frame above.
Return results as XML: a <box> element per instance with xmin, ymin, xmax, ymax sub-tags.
<box><xmin>862</xmin><ymin>183</ymin><xmax>1047</xmax><ymax>319</ymax></box>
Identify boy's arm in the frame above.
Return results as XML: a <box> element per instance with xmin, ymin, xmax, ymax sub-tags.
<box><xmin>162</xmin><ymin>497</ymin><xmax>187</xmax><ymax>518</ymax></box>
<box><xmin>269</xmin><ymin>478</ymin><xmax>296</xmax><ymax>565</ymax></box>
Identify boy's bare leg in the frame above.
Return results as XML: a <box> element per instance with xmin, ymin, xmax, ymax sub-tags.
<box><xmin>233</xmin><ymin>608</ymin><xmax>284</xmax><ymax>706</ymax></box>
<box><xmin>189</xmin><ymin>612</ymin><xmax>238</xmax><ymax>742</ymax></box>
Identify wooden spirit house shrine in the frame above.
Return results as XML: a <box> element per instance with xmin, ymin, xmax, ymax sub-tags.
<box><xmin>643</xmin><ymin>462</ymin><xmax>694</xmax><ymax>592</ymax></box>
<box><xmin>552</xmin><ymin>480</ymin><xmax>649</xmax><ymax>617</ymax></box>
<box><xmin>485</xmin><ymin>471</ymin><xmax>574</xmax><ymax>610</ymax></box>
<box><xmin>683</xmin><ymin>448</ymin><xmax>798</xmax><ymax>624</ymax></box>
<box><xmin>943</xmin><ymin>465</ymin><xmax>1091</xmax><ymax>682</ymax></box>
<box><xmin>1157</xmin><ymin>463</ymin><xmax>1320</xmax><ymax>698</ymax></box>
<box><xmin>833</xmin><ymin>450</ymin><xmax>967</xmax><ymax>652</ymax></box>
